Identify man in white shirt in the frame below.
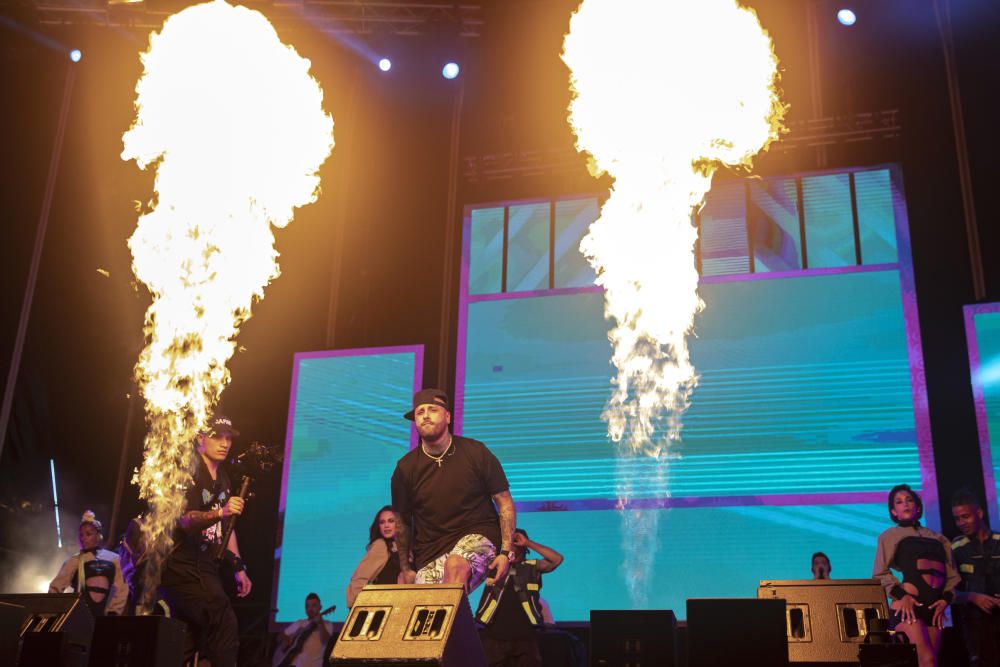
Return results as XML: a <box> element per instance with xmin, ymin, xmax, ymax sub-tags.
<box><xmin>277</xmin><ymin>593</ymin><xmax>334</xmax><ymax>667</ymax></box>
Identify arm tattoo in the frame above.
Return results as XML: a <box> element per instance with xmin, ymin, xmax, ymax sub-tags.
<box><xmin>179</xmin><ymin>510</ymin><xmax>220</xmax><ymax>534</ymax></box>
<box><xmin>495</xmin><ymin>491</ymin><xmax>516</xmax><ymax>551</ymax></box>
<box><xmin>396</xmin><ymin>516</ymin><xmax>411</xmax><ymax>571</ymax></box>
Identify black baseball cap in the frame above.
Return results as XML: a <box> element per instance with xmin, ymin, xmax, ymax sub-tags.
<box><xmin>202</xmin><ymin>415</ymin><xmax>240</xmax><ymax>437</ymax></box>
<box><xmin>404</xmin><ymin>389</ymin><xmax>451</xmax><ymax>421</ymax></box>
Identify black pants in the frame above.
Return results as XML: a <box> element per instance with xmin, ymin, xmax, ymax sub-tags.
<box><xmin>481</xmin><ymin>636</ymin><xmax>542</xmax><ymax>667</ymax></box>
<box><xmin>159</xmin><ymin>572</ymin><xmax>238</xmax><ymax>667</ymax></box>
<box><xmin>961</xmin><ymin>610</ymin><xmax>1000</xmax><ymax>666</ymax></box>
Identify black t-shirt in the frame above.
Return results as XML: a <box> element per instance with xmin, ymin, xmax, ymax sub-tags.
<box><xmin>161</xmin><ymin>458</ymin><xmax>231</xmax><ymax>588</ymax></box>
<box><xmin>391</xmin><ymin>435</ymin><xmax>509</xmax><ymax>570</ymax></box>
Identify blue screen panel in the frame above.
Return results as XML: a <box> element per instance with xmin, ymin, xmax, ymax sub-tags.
<box><xmin>855</xmin><ymin>169</ymin><xmax>898</xmax><ymax>264</ymax></box>
<box><xmin>463</xmin><ymin>270</ymin><xmax>921</xmax><ymax>503</ymax></box>
<box><xmin>748</xmin><ymin>176</ymin><xmax>802</xmax><ymax>273</ymax></box>
<box><xmin>802</xmin><ymin>174</ymin><xmax>856</xmax><ymax>268</ymax></box>
<box><xmin>966</xmin><ymin>304</ymin><xmax>1000</xmax><ymax>526</ymax></box>
<box><xmin>507</xmin><ymin>203</ymin><xmax>550</xmax><ymax>292</ymax></box>
<box><xmin>554</xmin><ymin>198</ymin><xmax>599</xmax><ymax>289</ymax></box>
<box><xmin>699</xmin><ymin>181</ymin><xmax>750</xmax><ymax>277</ymax></box>
<box><xmin>273</xmin><ymin>347</ymin><xmax>422</xmax><ymax>624</ymax></box>
<box><xmin>458</xmin><ymin>165</ymin><xmax>933</xmax><ymax>620</ymax></box>
<box><xmin>521</xmin><ymin>503</ymin><xmax>886</xmax><ymax>618</ymax></box>
<box><xmin>469</xmin><ymin>208</ymin><xmax>504</xmax><ymax>295</ymax></box>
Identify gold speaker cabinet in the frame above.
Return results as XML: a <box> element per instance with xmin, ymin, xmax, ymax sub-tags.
<box><xmin>758</xmin><ymin>578</ymin><xmax>889</xmax><ymax>663</ymax></box>
<box><xmin>330</xmin><ymin>584</ymin><xmax>485</xmax><ymax>666</ymax></box>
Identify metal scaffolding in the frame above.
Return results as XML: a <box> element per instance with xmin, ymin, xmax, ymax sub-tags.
<box><xmin>30</xmin><ymin>0</ymin><xmax>483</xmax><ymax>36</ymax></box>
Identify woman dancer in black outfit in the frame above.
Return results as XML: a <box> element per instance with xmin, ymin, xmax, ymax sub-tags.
<box><xmin>873</xmin><ymin>484</ymin><xmax>959</xmax><ymax>667</ymax></box>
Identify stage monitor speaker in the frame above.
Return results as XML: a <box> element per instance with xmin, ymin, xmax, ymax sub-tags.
<box><xmin>758</xmin><ymin>578</ymin><xmax>889</xmax><ymax>663</ymax></box>
<box><xmin>589</xmin><ymin>609</ymin><xmax>676</xmax><ymax>667</ymax></box>
<box><xmin>329</xmin><ymin>584</ymin><xmax>485</xmax><ymax>666</ymax></box>
<box><xmin>88</xmin><ymin>615</ymin><xmax>186</xmax><ymax>667</ymax></box>
<box><xmin>687</xmin><ymin>598</ymin><xmax>787</xmax><ymax>667</ymax></box>
<box><xmin>0</xmin><ymin>593</ymin><xmax>95</xmax><ymax>667</ymax></box>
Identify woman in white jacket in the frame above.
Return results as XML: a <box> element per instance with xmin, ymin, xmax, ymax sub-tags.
<box><xmin>49</xmin><ymin>511</ymin><xmax>127</xmax><ymax>616</ymax></box>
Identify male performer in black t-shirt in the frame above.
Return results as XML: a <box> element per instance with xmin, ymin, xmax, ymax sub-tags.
<box><xmin>391</xmin><ymin>388</ymin><xmax>516</xmax><ymax>592</ymax></box>
<box><xmin>158</xmin><ymin>415</ymin><xmax>252</xmax><ymax>667</ymax></box>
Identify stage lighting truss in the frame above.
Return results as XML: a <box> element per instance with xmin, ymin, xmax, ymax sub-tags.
<box><xmin>33</xmin><ymin>0</ymin><xmax>484</xmax><ymax>36</ymax></box>
<box><xmin>462</xmin><ymin>109</ymin><xmax>903</xmax><ymax>184</ymax></box>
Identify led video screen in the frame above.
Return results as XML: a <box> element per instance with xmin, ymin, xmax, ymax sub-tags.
<box><xmin>454</xmin><ymin>165</ymin><xmax>937</xmax><ymax>619</ymax></box>
<box><xmin>965</xmin><ymin>303</ymin><xmax>1000</xmax><ymax>526</ymax></box>
<box><xmin>272</xmin><ymin>346</ymin><xmax>422</xmax><ymax>624</ymax></box>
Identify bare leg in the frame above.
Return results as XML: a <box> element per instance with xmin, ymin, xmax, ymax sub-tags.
<box><xmin>441</xmin><ymin>555</ymin><xmax>470</xmax><ymax>590</ymax></box>
<box><xmin>926</xmin><ymin>627</ymin><xmax>942</xmax><ymax>661</ymax></box>
<box><xmin>895</xmin><ymin>620</ymin><xmax>937</xmax><ymax>667</ymax></box>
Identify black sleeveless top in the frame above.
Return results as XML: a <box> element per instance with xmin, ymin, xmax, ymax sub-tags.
<box><xmin>373</xmin><ymin>540</ymin><xmax>401</xmax><ymax>585</ymax></box>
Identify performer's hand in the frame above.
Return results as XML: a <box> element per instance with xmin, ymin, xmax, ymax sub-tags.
<box><xmin>512</xmin><ymin>532</ymin><xmax>528</xmax><ymax>548</ymax></box>
<box><xmin>891</xmin><ymin>595</ymin><xmax>921</xmax><ymax>624</ymax></box>
<box><xmin>970</xmin><ymin>592</ymin><xmax>1000</xmax><ymax>614</ymax></box>
<box><xmin>398</xmin><ymin>568</ymin><xmax>416</xmax><ymax>585</ymax></box>
<box><xmin>928</xmin><ymin>599</ymin><xmax>947</xmax><ymax>628</ymax></box>
<box><xmin>222</xmin><ymin>496</ymin><xmax>244</xmax><ymax>518</ymax></box>
<box><xmin>486</xmin><ymin>553</ymin><xmax>510</xmax><ymax>587</ymax></box>
<box><xmin>235</xmin><ymin>570</ymin><xmax>252</xmax><ymax>597</ymax></box>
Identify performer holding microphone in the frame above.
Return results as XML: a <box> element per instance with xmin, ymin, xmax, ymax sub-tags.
<box><xmin>158</xmin><ymin>415</ymin><xmax>252</xmax><ymax>667</ymax></box>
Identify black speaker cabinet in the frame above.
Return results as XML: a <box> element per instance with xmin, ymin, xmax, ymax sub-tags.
<box><xmin>330</xmin><ymin>584</ymin><xmax>485</xmax><ymax>666</ymax></box>
<box><xmin>857</xmin><ymin>642</ymin><xmax>918</xmax><ymax>667</ymax></box>
<box><xmin>687</xmin><ymin>598</ymin><xmax>788</xmax><ymax>667</ymax></box>
<box><xmin>0</xmin><ymin>593</ymin><xmax>95</xmax><ymax>667</ymax></box>
<box><xmin>758</xmin><ymin>578</ymin><xmax>889</xmax><ymax>663</ymax></box>
<box><xmin>589</xmin><ymin>609</ymin><xmax>676</xmax><ymax>667</ymax></box>
<box><xmin>88</xmin><ymin>615</ymin><xmax>186</xmax><ymax>667</ymax></box>
<box><xmin>0</xmin><ymin>601</ymin><xmax>30</xmax><ymax>666</ymax></box>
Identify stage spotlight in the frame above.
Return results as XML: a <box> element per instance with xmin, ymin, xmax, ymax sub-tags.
<box><xmin>442</xmin><ymin>62</ymin><xmax>460</xmax><ymax>80</ymax></box>
<box><xmin>837</xmin><ymin>9</ymin><xmax>856</xmax><ymax>26</ymax></box>
<box><xmin>378</xmin><ymin>58</ymin><xmax>391</xmax><ymax>72</ymax></box>
<box><xmin>69</xmin><ymin>49</ymin><xmax>82</xmax><ymax>63</ymax></box>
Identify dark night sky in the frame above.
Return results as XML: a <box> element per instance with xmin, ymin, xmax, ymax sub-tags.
<box><xmin>1</xmin><ymin>0</ymin><xmax>998</xmax><ymax>627</ymax></box>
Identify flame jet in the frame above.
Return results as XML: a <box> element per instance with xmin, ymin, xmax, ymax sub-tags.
<box><xmin>562</xmin><ymin>0</ymin><xmax>784</xmax><ymax>606</ymax></box>
<box><xmin>122</xmin><ymin>0</ymin><xmax>334</xmax><ymax>609</ymax></box>
<box><xmin>562</xmin><ymin>0</ymin><xmax>784</xmax><ymax>455</ymax></box>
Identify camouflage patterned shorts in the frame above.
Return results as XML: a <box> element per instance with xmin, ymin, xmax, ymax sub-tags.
<box><xmin>415</xmin><ymin>533</ymin><xmax>496</xmax><ymax>591</ymax></box>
